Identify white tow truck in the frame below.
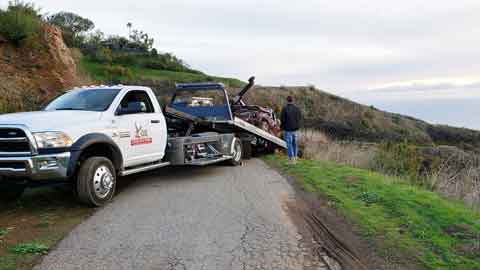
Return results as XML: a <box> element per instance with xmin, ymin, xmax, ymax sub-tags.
<box><xmin>0</xmin><ymin>82</ymin><xmax>286</xmax><ymax>206</ymax></box>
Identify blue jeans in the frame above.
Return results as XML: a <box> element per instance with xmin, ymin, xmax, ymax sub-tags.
<box><xmin>284</xmin><ymin>131</ymin><xmax>298</xmax><ymax>158</ymax></box>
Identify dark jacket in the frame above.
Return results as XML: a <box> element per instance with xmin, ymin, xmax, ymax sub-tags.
<box><xmin>280</xmin><ymin>103</ymin><xmax>303</xmax><ymax>131</ymax></box>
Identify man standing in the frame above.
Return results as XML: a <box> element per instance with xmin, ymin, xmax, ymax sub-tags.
<box><xmin>280</xmin><ymin>96</ymin><xmax>303</xmax><ymax>164</ymax></box>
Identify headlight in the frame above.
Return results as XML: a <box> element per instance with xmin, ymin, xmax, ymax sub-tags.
<box><xmin>33</xmin><ymin>132</ymin><xmax>73</xmax><ymax>149</ymax></box>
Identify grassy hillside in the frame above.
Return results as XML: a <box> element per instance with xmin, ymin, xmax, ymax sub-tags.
<box><xmin>265</xmin><ymin>155</ymin><xmax>480</xmax><ymax>270</ymax></box>
<box><xmin>79</xmin><ymin>57</ymin><xmax>244</xmax><ymax>88</ymax></box>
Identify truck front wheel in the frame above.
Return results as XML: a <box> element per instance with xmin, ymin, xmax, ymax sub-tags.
<box><xmin>76</xmin><ymin>157</ymin><xmax>116</xmax><ymax>207</ymax></box>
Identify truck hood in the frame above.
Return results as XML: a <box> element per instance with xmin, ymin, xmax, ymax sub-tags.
<box><xmin>0</xmin><ymin>111</ymin><xmax>103</xmax><ymax>132</ymax></box>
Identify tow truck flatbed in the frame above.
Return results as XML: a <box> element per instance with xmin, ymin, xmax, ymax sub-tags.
<box><xmin>164</xmin><ymin>106</ymin><xmax>286</xmax><ymax>149</ymax></box>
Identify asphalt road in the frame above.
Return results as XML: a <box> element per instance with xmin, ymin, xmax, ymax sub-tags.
<box><xmin>35</xmin><ymin>159</ymin><xmax>328</xmax><ymax>270</ymax></box>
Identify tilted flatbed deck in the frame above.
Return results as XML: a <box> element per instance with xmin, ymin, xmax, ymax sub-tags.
<box><xmin>213</xmin><ymin>117</ymin><xmax>287</xmax><ymax>149</ymax></box>
<box><xmin>164</xmin><ymin>106</ymin><xmax>287</xmax><ymax>150</ymax></box>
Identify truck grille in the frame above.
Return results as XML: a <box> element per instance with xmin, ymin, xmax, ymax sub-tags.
<box><xmin>0</xmin><ymin>128</ymin><xmax>32</xmax><ymax>154</ymax></box>
<box><xmin>0</xmin><ymin>161</ymin><xmax>27</xmax><ymax>170</ymax></box>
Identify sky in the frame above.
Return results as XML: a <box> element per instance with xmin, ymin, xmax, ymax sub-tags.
<box><xmin>3</xmin><ymin>0</ymin><xmax>480</xmax><ymax>129</ymax></box>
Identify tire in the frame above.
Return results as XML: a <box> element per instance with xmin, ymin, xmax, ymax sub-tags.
<box><xmin>0</xmin><ymin>178</ymin><xmax>26</xmax><ymax>203</ymax></box>
<box><xmin>76</xmin><ymin>157</ymin><xmax>116</xmax><ymax>207</ymax></box>
<box><xmin>265</xmin><ymin>142</ymin><xmax>276</xmax><ymax>154</ymax></box>
<box><xmin>241</xmin><ymin>140</ymin><xmax>252</xmax><ymax>160</ymax></box>
<box><xmin>229</xmin><ymin>138</ymin><xmax>243</xmax><ymax>166</ymax></box>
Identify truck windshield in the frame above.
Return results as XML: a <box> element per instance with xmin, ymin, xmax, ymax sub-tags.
<box><xmin>45</xmin><ymin>89</ymin><xmax>120</xmax><ymax>112</ymax></box>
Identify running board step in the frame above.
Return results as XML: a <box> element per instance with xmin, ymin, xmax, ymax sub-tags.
<box><xmin>187</xmin><ymin>155</ymin><xmax>232</xmax><ymax>166</ymax></box>
<box><xmin>120</xmin><ymin>162</ymin><xmax>170</xmax><ymax>176</ymax></box>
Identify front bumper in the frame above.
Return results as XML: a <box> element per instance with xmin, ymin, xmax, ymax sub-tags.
<box><xmin>0</xmin><ymin>152</ymin><xmax>70</xmax><ymax>181</ymax></box>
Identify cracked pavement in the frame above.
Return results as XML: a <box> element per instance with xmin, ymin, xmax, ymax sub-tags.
<box><xmin>35</xmin><ymin>159</ymin><xmax>328</xmax><ymax>270</ymax></box>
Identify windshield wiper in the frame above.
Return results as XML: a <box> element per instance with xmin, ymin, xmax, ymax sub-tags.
<box><xmin>54</xmin><ymin>108</ymin><xmax>84</xmax><ymax>111</ymax></box>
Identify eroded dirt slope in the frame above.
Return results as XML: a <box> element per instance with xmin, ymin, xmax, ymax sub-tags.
<box><xmin>0</xmin><ymin>25</ymin><xmax>86</xmax><ymax>112</ymax></box>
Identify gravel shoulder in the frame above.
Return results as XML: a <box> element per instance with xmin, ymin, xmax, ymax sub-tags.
<box><xmin>34</xmin><ymin>159</ymin><xmax>331</xmax><ymax>270</ymax></box>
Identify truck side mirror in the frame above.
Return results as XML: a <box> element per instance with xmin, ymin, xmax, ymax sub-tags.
<box><xmin>117</xmin><ymin>101</ymin><xmax>147</xmax><ymax>115</ymax></box>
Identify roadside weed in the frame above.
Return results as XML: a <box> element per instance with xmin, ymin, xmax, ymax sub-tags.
<box><xmin>0</xmin><ymin>227</ymin><xmax>14</xmax><ymax>242</ymax></box>
<box><xmin>34</xmin><ymin>214</ymin><xmax>51</xmax><ymax>228</ymax></box>
<box><xmin>9</xmin><ymin>243</ymin><xmax>49</xmax><ymax>255</ymax></box>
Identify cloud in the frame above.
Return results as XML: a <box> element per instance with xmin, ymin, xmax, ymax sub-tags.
<box><xmin>367</xmin><ymin>81</ymin><xmax>480</xmax><ymax>94</ymax></box>
<box><xmin>368</xmin><ymin>83</ymin><xmax>457</xmax><ymax>93</ymax></box>
<box><xmin>464</xmin><ymin>82</ymin><xmax>480</xmax><ymax>89</ymax></box>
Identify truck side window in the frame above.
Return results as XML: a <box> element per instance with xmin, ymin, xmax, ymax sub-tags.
<box><xmin>118</xmin><ymin>90</ymin><xmax>155</xmax><ymax>113</ymax></box>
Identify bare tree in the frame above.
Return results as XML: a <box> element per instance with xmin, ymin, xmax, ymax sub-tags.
<box><xmin>126</xmin><ymin>22</ymin><xmax>132</xmax><ymax>39</ymax></box>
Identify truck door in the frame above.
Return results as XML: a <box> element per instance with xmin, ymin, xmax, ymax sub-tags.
<box><xmin>113</xmin><ymin>90</ymin><xmax>164</xmax><ymax>167</ymax></box>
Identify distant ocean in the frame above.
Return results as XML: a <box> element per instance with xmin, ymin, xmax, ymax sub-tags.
<box><xmin>349</xmin><ymin>97</ymin><xmax>480</xmax><ymax>131</ymax></box>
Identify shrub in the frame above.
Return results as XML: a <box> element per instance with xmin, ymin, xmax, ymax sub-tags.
<box><xmin>427</xmin><ymin>125</ymin><xmax>480</xmax><ymax>151</ymax></box>
<box><xmin>94</xmin><ymin>46</ymin><xmax>113</xmax><ymax>63</ymax></box>
<box><xmin>0</xmin><ymin>86</ymin><xmax>42</xmax><ymax>113</ymax></box>
<box><xmin>372</xmin><ymin>141</ymin><xmax>422</xmax><ymax>180</ymax></box>
<box><xmin>360</xmin><ymin>119</ymin><xmax>371</xmax><ymax>129</ymax></box>
<box><xmin>47</xmin><ymin>11</ymin><xmax>94</xmax><ymax>47</ymax></box>
<box><xmin>0</xmin><ymin>3</ymin><xmax>41</xmax><ymax>47</ymax></box>
<box><xmin>142</xmin><ymin>58</ymin><xmax>167</xmax><ymax>70</ymax></box>
<box><xmin>363</xmin><ymin>110</ymin><xmax>374</xmax><ymax>119</ymax></box>
<box><xmin>101</xmin><ymin>65</ymin><xmax>133</xmax><ymax>81</ymax></box>
<box><xmin>392</xmin><ymin>114</ymin><xmax>402</xmax><ymax>124</ymax></box>
<box><xmin>111</xmin><ymin>53</ymin><xmax>141</xmax><ymax>66</ymax></box>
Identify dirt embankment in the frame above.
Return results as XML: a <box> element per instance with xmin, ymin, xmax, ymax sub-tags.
<box><xmin>0</xmin><ymin>24</ymin><xmax>87</xmax><ymax>112</ymax></box>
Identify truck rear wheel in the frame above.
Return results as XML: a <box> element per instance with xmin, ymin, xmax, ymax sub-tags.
<box><xmin>0</xmin><ymin>178</ymin><xmax>26</xmax><ymax>203</ymax></box>
<box><xmin>265</xmin><ymin>142</ymin><xmax>276</xmax><ymax>154</ymax></box>
<box><xmin>241</xmin><ymin>140</ymin><xmax>252</xmax><ymax>160</ymax></box>
<box><xmin>76</xmin><ymin>157</ymin><xmax>116</xmax><ymax>207</ymax></box>
<box><xmin>229</xmin><ymin>138</ymin><xmax>243</xmax><ymax>166</ymax></box>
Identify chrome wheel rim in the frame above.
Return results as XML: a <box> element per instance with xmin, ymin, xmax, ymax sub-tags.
<box><xmin>93</xmin><ymin>165</ymin><xmax>114</xmax><ymax>199</ymax></box>
<box><xmin>233</xmin><ymin>140</ymin><xmax>242</xmax><ymax>162</ymax></box>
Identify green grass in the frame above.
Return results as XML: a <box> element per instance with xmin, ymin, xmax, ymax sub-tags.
<box><xmin>34</xmin><ymin>214</ymin><xmax>51</xmax><ymax>229</ymax></box>
<box><xmin>9</xmin><ymin>243</ymin><xmax>48</xmax><ymax>255</ymax></box>
<box><xmin>1</xmin><ymin>239</ymin><xmax>53</xmax><ymax>270</ymax></box>
<box><xmin>0</xmin><ymin>224</ymin><xmax>89</xmax><ymax>270</ymax></box>
<box><xmin>79</xmin><ymin>58</ymin><xmax>245</xmax><ymax>87</ymax></box>
<box><xmin>264</xmin><ymin>155</ymin><xmax>480</xmax><ymax>270</ymax></box>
